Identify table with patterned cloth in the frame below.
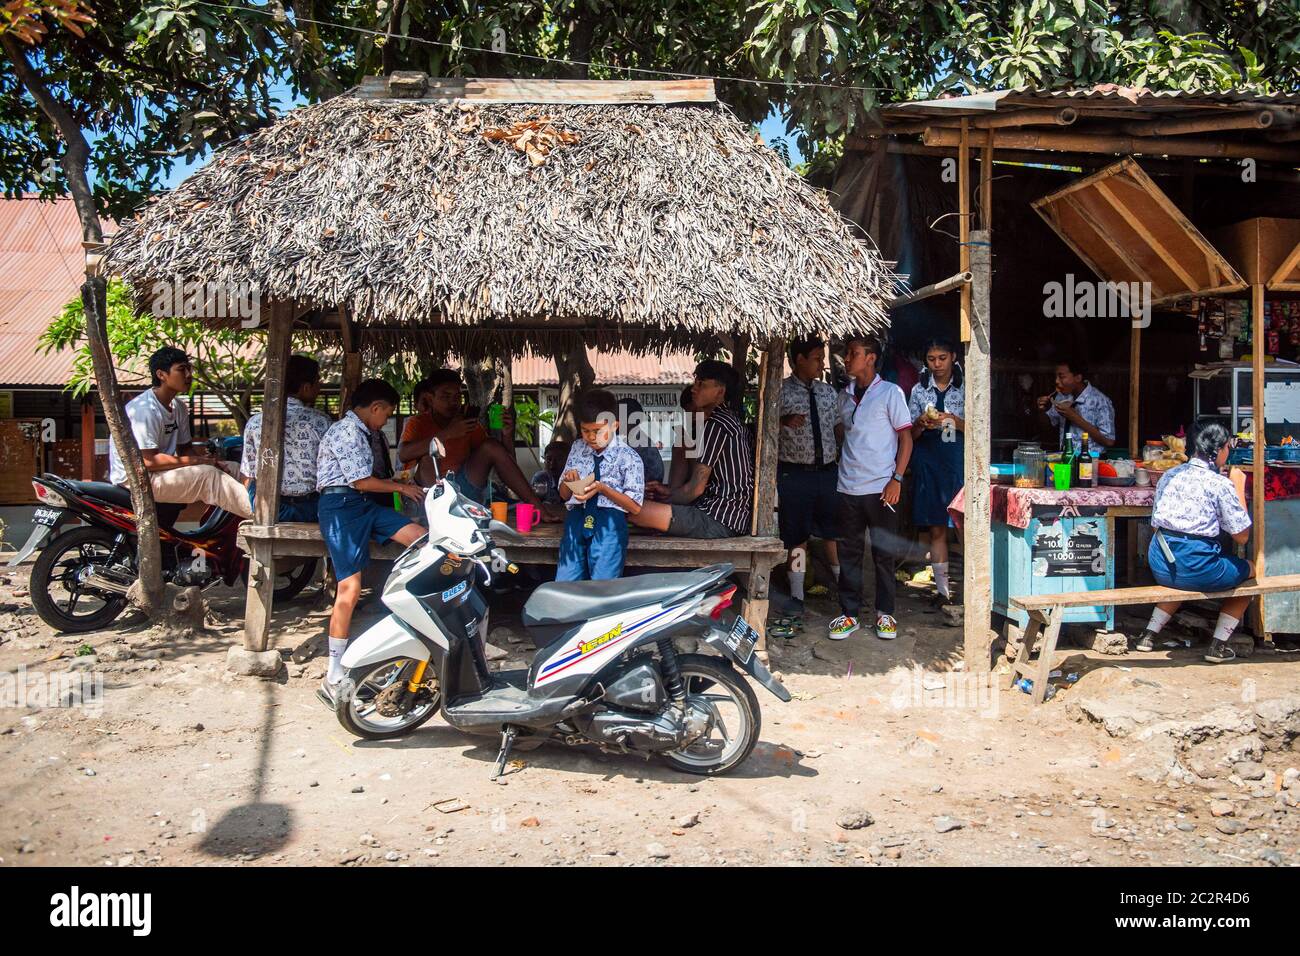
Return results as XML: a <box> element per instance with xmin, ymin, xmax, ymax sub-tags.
<box><xmin>947</xmin><ymin>485</ymin><xmax>1156</xmax><ymax>531</ymax></box>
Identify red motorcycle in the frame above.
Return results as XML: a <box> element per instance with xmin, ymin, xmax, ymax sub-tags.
<box><xmin>9</xmin><ymin>473</ymin><xmax>316</xmax><ymax>633</ymax></box>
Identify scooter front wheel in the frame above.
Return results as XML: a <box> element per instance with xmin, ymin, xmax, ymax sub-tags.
<box><xmin>660</xmin><ymin>655</ymin><xmax>761</xmax><ymax>776</ymax></box>
<box><xmin>335</xmin><ymin>657</ymin><xmax>441</xmax><ymax>740</ymax></box>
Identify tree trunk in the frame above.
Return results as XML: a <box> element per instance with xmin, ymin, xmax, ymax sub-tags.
<box><xmin>461</xmin><ymin>358</ymin><xmax>499</xmax><ymax>426</ymax></box>
<box><xmin>550</xmin><ymin>343</ymin><xmax>595</xmax><ymax>443</ymax></box>
<box><xmin>3</xmin><ymin>34</ymin><xmax>165</xmax><ymax>612</ymax></box>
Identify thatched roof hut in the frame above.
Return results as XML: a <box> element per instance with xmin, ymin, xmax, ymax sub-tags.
<box><xmin>104</xmin><ymin>76</ymin><xmax>896</xmax><ymax>358</ymax></box>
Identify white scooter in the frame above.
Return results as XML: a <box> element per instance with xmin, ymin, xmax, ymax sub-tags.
<box><xmin>329</xmin><ymin>472</ymin><xmax>789</xmax><ymax>776</ymax></box>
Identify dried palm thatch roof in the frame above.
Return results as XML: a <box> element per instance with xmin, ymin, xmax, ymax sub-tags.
<box><xmin>105</xmin><ymin>77</ymin><xmax>897</xmax><ymax>358</ymax></box>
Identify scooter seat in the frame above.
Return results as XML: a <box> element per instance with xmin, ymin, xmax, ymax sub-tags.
<box><xmin>522</xmin><ymin>564</ymin><xmax>733</xmax><ymax>627</ymax></box>
<box><xmin>67</xmin><ymin>480</ymin><xmax>132</xmax><ymax>508</ymax></box>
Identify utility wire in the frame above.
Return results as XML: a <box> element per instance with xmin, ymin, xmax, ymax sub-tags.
<box><xmin>192</xmin><ymin>1</ymin><xmax>903</xmax><ymax>95</ymax></box>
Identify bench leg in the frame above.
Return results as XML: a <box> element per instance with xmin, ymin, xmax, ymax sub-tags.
<box><xmin>742</xmin><ymin>565</ymin><xmax>772</xmax><ymax>662</ymax></box>
<box><xmin>243</xmin><ymin>539</ymin><xmax>276</xmax><ymax>652</ymax></box>
<box><xmin>1032</xmin><ymin>611</ymin><xmax>1063</xmax><ymax>705</ymax></box>
<box><xmin>1009</xmin><ymin>613</ymin><xmax>1044</xmax><ymax>688</ymax></box>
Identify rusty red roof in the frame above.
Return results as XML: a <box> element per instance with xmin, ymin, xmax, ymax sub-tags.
<box><xmin>0</xmin><ymin>196</ymin><xmax>112</xmax><ymax>387</ymax></box>
<box><xmin>510</xmin><ymin>348</ymin><xmax>697</xmax><ymax>386</ymax></box>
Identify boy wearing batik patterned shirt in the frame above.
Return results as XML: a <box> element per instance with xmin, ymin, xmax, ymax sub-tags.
<box><xmin>557</xmin><ymin>390</ymin><xmax>644</xmax><ymax>581</ymax></box>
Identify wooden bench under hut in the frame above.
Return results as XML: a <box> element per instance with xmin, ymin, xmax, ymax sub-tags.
<box><xmin>103</xmin><ymin>74</ymin><xmax>897</xmax><ymax>658</ymax></box>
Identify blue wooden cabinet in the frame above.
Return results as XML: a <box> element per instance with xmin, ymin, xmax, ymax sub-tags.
<box><xmin>993</xmin><ymin>505</ymin><xmax>1116</xmax><ymax>630</ymax></box>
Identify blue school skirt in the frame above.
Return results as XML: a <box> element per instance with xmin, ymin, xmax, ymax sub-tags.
<box><xmin>1148</xmin><ymin>530</ymin><xmax>1250</xmax><ymax>592</ymax></box>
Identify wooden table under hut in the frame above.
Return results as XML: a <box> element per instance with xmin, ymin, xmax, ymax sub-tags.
<box><xmin>103</xmin><ymin>74</ymin><xmax>897</xmax><ymax>659</ymax></box>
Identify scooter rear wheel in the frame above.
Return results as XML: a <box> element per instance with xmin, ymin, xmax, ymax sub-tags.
<box><xmin>660</xmin><ymin>655</ymin><xmax>761</xmax><ymax>776</ymax></box>
<box><xmin>335</xmin><ymin>657</ymin><xmax>441</xmax><ymax>740</ymax></box>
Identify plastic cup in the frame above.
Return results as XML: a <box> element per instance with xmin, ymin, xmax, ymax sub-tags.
<box><xmin>491</xmin><ymin>501</ymin><xmax>508</xmax><ymax>524</ymax></box>
<box><xmin>1053</xmin><ymin>461</ymin><xmax>1071</xmax><ymax>490</ymax></box>
<box><xmin>488</xmin><ymin>403</ymin><xmax>505</xmax><ymax>430</ymax></box>
<box><xmin>516</xmin><ymin>503</ymin><xmax>536</xmax><ymax>533</ymax></box>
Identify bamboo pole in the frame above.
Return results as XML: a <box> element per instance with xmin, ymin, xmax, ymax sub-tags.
<box><xmin>922</xmin><ymin>126</ymin><xmax>1300</xmax><ymax>163</ymax></box>
<box><xmin>974</xmin><ymin>107</ymin><xmax>1077</xmax><ymax>130</ymax></box>
<box><xmin>1119</xmin><ymin>110</ymin><xmax>1275</xmax><ymax>137</ymax></box>
<box><xmin>889</xmin><ymin>271</ymin><xmax>971</xmax><ymax>309</ymax></box>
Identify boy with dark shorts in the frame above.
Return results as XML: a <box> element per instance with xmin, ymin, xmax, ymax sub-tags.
<box><xmin>316</xmin><ymin>379</ymin><xmax>426</xmax><ymax>705</ymax></box>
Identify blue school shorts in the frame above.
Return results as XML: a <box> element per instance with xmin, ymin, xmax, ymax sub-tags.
<box><xmin>557</xmin><ymin>506</ymin><xmax>628</xmax><ymax>581</ymax></box>
<box><xmin>319</xmin><ymin>488</ymin><xmax>413</xmax><ymax>581</ymax></box>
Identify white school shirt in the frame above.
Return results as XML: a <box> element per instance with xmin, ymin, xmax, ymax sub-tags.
<box><xmin>1150</xmin><ymin>458</ymin><xmax>1252</xmax><ymax>538</ymax></box>
<box><xmin>836</xmin><ymin>376</ymin><xmax>912</xmax><ymax>496</ymax></box>
<box><xmin>109</xmin><ymin>390</ymin><xmax>191</xmax><ymax>484</ymax></box>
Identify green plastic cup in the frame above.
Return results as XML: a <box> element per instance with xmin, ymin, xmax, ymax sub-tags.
<box><xmin>488</xmin><ymin>403</ymin><xmax>505</xmax><ymax>430</ymax></box>
<box><xmin>1053</xmin><ymin>460</ymin><xmax>1071</xmax><ymax>490</ymax></box>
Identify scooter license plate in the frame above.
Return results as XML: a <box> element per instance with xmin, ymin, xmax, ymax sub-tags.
<box><xmin>33</xmin><ymin>507</ymin><xmax>61</xmax><ymax>526</ymax></box>
<box><xmin>726</xmin><ymin>616</ymin><xmax>758</xmax><ymax>664</ymax></box>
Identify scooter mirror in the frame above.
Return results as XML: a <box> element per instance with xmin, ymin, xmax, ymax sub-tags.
<box><xmin>489</xmin><ymin>519</ymin><xmax>523</xmax><ymax>539</ymax></box>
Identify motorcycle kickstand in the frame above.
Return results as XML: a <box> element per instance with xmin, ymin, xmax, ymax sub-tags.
<box><xmin>491</xmin><ymin>725</ymin><xmax>517</xmax><ymax>780</ymax></box>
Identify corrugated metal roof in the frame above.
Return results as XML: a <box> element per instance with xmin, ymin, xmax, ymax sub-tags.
<box><xmin>511</xmin><ymin>348</ymin><xmax>696</xmax><ymax>386</ymax></box>
<box><xmin>0</xmin><ymin>196</ymin><xmax>112</xmax><ymax>387</ymax></box>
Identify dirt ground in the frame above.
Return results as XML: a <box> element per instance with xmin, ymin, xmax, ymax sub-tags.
<box><xmin>2</xmin><ymin>558</ymin><xmax>1298</xmax><ymax>868</ymax></box>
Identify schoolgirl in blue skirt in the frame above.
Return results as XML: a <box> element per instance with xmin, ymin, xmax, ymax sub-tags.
<box><xmin>908</xmin><ymin>339</ymin><xmax>964</xmax><ymax>605</ymax></box>
<box><xmin>1136</xmin><ymin>422</ymin><xmax>1254</xmax><ymax>663</ymax></box>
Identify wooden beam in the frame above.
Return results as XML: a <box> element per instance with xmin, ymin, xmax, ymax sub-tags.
<box><xmin>1252</xmin><ymin>282</ymin><xmax>1266</xmax><ymax>578</ymax></box>
<box><xmin>1060</xmin><ymin>195</ymin><xmax>1164</xmax><ymax>295</ymax></box>
<box><xmin>244</xmin><ymin>303</ymin><xmax>294</xmax><ymax>652</ymax></box>
<box><xmin>1129</xmin><ymin>322</ymin><xmax>1141</xmax><ymax>454</ymax></box>
<box><xmin>1092</xmin><ymin>179</ymin><xmax>1201</xmax><ymax>291</ymax></box>
<box><xmin>356</xmin><ymin>75</ymin><xmax>717</xmax><ymax>104</ymax></box>
<box><xmin>979</xmin><ymin>143</ymin><xmax>993</xmax><ymax>230</ymax></box>
<box><xmin>922</xmin><ymin>126</ymin><xmax>1300</xmax><ymax>163</ymax></box>
<box><xmin>80</xmin><ymin>397</ymin><xmax>95</xmax><ymax>480</ymax></box>
<box><xmin>1119</xmin><ymin>110</ymin><xmax>1274</xmax><ymax>137</ymax></box>
<box><xmin>959</xmin><ymin>119</ymin><xmax>971</xmax><ymax>343</ymax></box>
<box><xmin>748</xmin><ymin>339</ymin><xmax>785</xmax><ymax>660</ymax></box>
<box><xmin>751</xmin><ymin>339</ymin><xmax>783</xmax><ymax>539</ymax></box>
<box><xmin>964</xmin><ymin>229</ymin><xmax>993</xmax><ymax>672</ymax></box>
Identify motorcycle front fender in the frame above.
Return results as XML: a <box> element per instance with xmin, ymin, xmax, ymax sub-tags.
<box><xmin>703</xmin><ymin>627</ymin><xmax>792</xmax><ymax>703</ymax></box>
<box><xmin>341</xmin><ymin>614</ymin><xmax>432</xmax><ymax>671</ymax></box>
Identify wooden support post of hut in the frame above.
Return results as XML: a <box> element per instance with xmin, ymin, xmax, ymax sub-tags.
<box><xmin>102</xmin><ymin>74</ymin><xmax>896</xmax><ymax>661</ymax></box>
<box><xmin>243</xmin><ymin>301</ymin><xmax>294</xmax><ymax>652</ymax></box>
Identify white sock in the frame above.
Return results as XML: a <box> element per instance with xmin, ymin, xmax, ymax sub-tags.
<box><xmin>1146</xmin><ymin>607</ymin><xmax>1172</xmax><ymax>635</ymax></box>
<box><xmin>932</xmin><ymin>562</ymin><xmax>950</xmax><ymax>598</ymax></box>
<box><xmin>1213</xmin><ymin>613</ymin><xmax>1240</xmax><ymax>644</ymax></box>
<box><xmin>327</xmin><ymin>637</ymin><xmax>348</xmax><ymax>684</ymax></box>
<box><xmin>830</xmin><ymin>564</ymin><xmax>841</xmax><ymax>583</ymax></box>
<box><xmin>789</xmin><ymin>570</ymin><xmax>806</xmax><ymax>602</ymax></box>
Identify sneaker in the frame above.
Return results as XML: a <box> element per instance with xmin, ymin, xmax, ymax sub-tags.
<box><xmin>315</xmin><ymin>680</ymin><xmax>339</xmax><ymax>711</ymax></box>
<box><xmin>1204</xmin><ymin>639</ymin><xmax>1237</xmax><ymax>664</ymax></box>
<box><xmin>876</xmin><ymin>614</ymin><xmax>898</xmax><ymax>640</ymax></box>
<box><xmin>1134</xmin><ymin>629</ymin><xmax>1156</xmax><ymax>652</ymax></box>
<box><xmin>828</xmin><ymin>615</ymin><xmax>859</xmax><ymax>641</ymax></box>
